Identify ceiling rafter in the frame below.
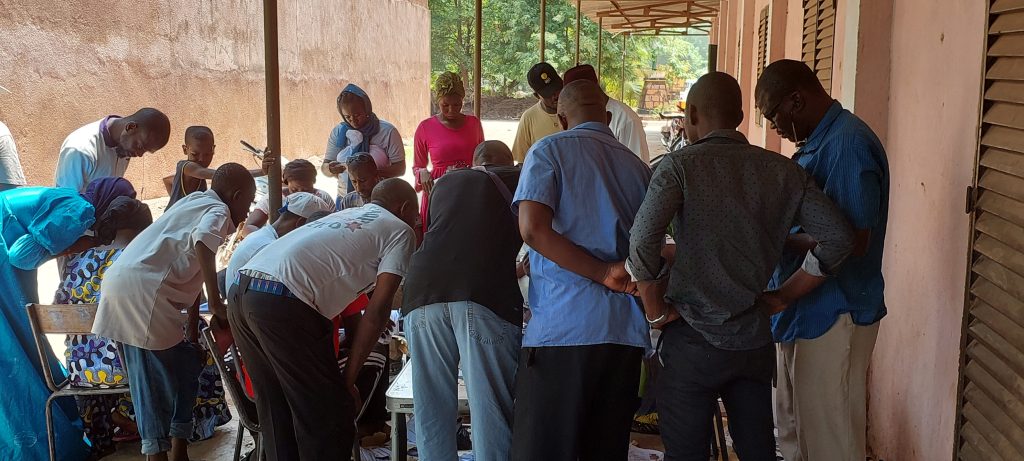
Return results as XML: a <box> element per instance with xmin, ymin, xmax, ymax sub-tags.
<box><xmin>577</xmin><ymin>1</ymin><xmax>721</xmax><ymax>35</ymax></box>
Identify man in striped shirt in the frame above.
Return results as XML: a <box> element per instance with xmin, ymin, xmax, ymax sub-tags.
<box><xmin>756</xmin><ymin>59</ymin><xmax>891</xmax><ymax>461</ymax></box>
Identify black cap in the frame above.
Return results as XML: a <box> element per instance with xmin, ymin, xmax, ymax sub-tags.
<box><xmin>527</xmin><ymin>62</ymin><xmax>563</xmax><ymax>98</ymax></box>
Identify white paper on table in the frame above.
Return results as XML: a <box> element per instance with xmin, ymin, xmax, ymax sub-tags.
<box><xmin>628</xmin><ymin>444</ymin><xmax>665</xmax><ymax>461</ymax></box>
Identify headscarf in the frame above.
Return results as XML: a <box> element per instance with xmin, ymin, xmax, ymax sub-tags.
<box><xmin>82</xmin><ymin>177</ymin><xmax>137</xmax><ymax>219</ymax></box>
<box><xmin>435</xmin><ymin>71</ymin><xmax>466</xmax><ymax>100</ymax></box>
<box><xmin>93</xmin><ymin>196</ymin><xmax>152</xmax><ymax>245</ymax></box>
<box><xmin>335</xmin><ymin>83</ymin><xmax>382</xmax><ymax>154</ymax></box>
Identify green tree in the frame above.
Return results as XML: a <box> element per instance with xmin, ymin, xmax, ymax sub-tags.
<box><xmin>430</xmin><ymin>0</ymin><xmax>709</xmax><ymax>107</ymax></box>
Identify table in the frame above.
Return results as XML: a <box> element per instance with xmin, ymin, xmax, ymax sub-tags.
<box><xmin>385</xmin><ymin>362</ymin><xmax>470</xmax><ymax>460</ymax></box>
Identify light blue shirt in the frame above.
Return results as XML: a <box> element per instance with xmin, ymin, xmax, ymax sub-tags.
<box><xmin>770</xmin><ymin>101</ymin><xmax>890</xmax><ymax>342</ymax></box>
<box><xmin>513</xmin><ymin>121</ymin><xmax>652</xmax><ymax>349</ymax></box>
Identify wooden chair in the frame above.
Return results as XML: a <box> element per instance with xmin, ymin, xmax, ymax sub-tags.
<box><xmin>201</xmin><ymin>327</ymin><xmax>262</xmax><ymax>461</ymax></box>
<box><xmin>25</xmin><ymin>303</ymin><xmax>130</xmax><ymax>461</ymax></box>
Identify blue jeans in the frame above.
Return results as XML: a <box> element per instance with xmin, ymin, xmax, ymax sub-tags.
<box><xmin>406</xmin><ymin>301</ymin><xmax>521</xmax><ymax>461</ymax></box>
<box><xmin>122</xmin><ymin>341</ymin><xmax>205</xmax><ymax>455</ymax></box>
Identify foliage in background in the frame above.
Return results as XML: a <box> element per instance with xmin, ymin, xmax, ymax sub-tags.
<box><xmin>430</xmin><ymin>0</ymin><xmax>709</xmax><ymax>107</ymax></box>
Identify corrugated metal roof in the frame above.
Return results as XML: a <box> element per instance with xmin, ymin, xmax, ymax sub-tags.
<box><xmin>577</xmin><ymin>0</ymin><xmax>719</xmax><ymax>35</ymax></box>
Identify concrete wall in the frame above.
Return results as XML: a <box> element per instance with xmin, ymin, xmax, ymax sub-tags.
<box><xmin>866</xmin><ymin>1</ymin><xmax>985</xmax><ymax>459</ymax></box>
<box><xmin>715</xmin><ymin>0</ymin><xmax>988</xmax><ymax>459</ymax></box>
<box><xmin>0</xmin><ymin>0</ymin><xmax>431</xmax><ymax>198</ymax></box>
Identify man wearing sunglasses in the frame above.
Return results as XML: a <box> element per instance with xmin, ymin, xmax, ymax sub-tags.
<box><xmin>755</xmin><ymin>59</ymin><xmax>890</xmax><ymax>461</ymax></box>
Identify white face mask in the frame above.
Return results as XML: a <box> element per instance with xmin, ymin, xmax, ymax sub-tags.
<box><xmin>792</xmin><ymin>117</ymin><xmax>807</xmax><ymax>148</ymax></box>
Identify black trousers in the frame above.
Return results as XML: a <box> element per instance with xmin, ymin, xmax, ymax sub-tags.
<box><xmin>230</xmin><ymin>275</ymin><xmax>355</xmax><ymax>461</ymax></box>
<box><xmin>511</xmin><ymin>344</ymin><xmax>643</xmax><ymax>461</ymax></box>
<box><xmin>657</xmin><ymin>320</ymin><xmax>776</xmax><ymax>461</ymax></box>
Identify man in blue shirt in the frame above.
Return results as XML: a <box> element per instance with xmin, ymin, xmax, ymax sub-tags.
<box><xmin>512</xmin><ymin>79</ymin><xmax>652</xmax><ymax>461</ymax></box>
<box><xmin>756</xmin><ymin>59</ymin><xmax>890</xmax><ymax>461</ymax></box>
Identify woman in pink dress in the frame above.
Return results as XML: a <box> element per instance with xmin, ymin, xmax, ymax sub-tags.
<box><xmin>413</xmin><ymin>71</ymin><xmax>485</xmax><ymax>231</ymax></box>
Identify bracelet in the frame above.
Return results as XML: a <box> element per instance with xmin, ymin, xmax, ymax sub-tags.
<box><xmin>646</xmin><ymin>311</ymin><xmax>668</xmax><ymax>325</ymax></box>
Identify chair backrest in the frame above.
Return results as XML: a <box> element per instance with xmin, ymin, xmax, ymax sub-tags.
<box><xmin>25</xmin><ymin>303</ymin><xmax>99</xmax><ymax>392</ymax></box>
<box><xmin>26</xmin><ymin>303</ymin><xmax>98</xmax><ymax>335</ymax></box>
<box><xmin>201</xmin><ymin>327</ymin><xmax>260</xmax><ymax>432</ymax></box>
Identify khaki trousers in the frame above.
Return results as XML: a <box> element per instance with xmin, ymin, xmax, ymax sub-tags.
<box><xmin>775</xmin><ymin>314</ymin><xmax>880</xmax><ymax>461</ymax></box>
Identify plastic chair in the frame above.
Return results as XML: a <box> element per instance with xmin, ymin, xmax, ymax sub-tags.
<box><xmin>201</xmin><ymin>327</ymin><xmax>262</xmax><ymax>461</ymax></box>
<box><xmin>26</xmin><ymin>303</ymin><xmax>130</xmax><ymax>461</ymax></box>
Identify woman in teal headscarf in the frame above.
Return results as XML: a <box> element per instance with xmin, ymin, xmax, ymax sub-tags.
<box><xmin>0</xmin><ymin>177</ymin><xmax>147</xmax><ymax>461</ymax></box>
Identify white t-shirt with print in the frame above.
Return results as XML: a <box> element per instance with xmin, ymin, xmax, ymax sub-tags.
<box><xmin>241</xmin><ymin>203</ymin><xmax>415</xmax><ymax>319</ymax></box>
<box><xmin>94</xmin><ymin>189</ymin><xmax>233</xmax><ymax>350</ymax></box>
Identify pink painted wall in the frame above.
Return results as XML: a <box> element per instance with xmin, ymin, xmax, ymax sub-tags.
<box><xmin>0</xmin><ymin>0</ymin><xmax>431</xmax><ymax>199</ymax></box>
<box><xmin>866</xmin><ymin>0</ymin><xmax>985</xmax><ymax>459</ymax></box>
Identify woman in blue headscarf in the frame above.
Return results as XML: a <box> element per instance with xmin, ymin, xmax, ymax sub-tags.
<box><xmin>321</xmin><ymin>83</ymin><xmax>407</xmax><ymax>209</ymax></box>
<box><xmin>0</xmin><ymin>177</ymin><xmax>147</xmax><ymax>461</ymax></box>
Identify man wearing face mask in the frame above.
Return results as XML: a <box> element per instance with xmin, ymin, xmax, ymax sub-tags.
<box><xmin>55</xmin><ymin>108</ymin><xmax>172</xmax><ymax>193</ymax></box>
<box><xmin>755</xmin><ymin>59</ymin><xmax>890</xmax><ymax>461</ymax></box>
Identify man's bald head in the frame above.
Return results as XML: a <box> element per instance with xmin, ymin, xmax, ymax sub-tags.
<box><xmin>557</xmin><ymin>80</ymin><xmax>610</xmax><ymax>129</ymax></box>
<box><xmin>371</xmin><ymin>178</ymin><xmax>419</xmax><ymax>229</ymax></box>
<box><xmin>687</xmin><ymin>72</ymin><xmax>744</xmax><ymax>128</ymax></box>
<box><xmin>754</xmin><ymin>59</ymin><xmax>826</xmax><ymax>113</ymax></box>
<box><xmin>681</xmin><ymin>72</ymin><xmax>745</xmax><ymax>142</ymax></box>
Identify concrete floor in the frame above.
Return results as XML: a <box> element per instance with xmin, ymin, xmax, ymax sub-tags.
<box><xmin>37</xmin><ymin>118</ymin><xmax>681</xmax><ymax>460</ymax></box>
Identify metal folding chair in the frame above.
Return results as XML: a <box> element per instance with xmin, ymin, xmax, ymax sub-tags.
<box><xmin>201</xmin><ymin>327</ymin><xmax>262</xmax><ymax>461</ymax></box>
<box><xmin>25</xmin><ymin>303</ymin><xmax>130</xmax><ymax>461</ymax></box>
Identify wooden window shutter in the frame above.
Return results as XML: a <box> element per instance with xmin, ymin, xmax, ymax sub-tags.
<box><xmin>956</xmin><ymin>1</ymin><xmax>1024</xmax><ymax>460</ymax></box>
<box><xmin>802</xmin><ymin>0</ymin><xmax>835</xmax><ymax>93</ymax></box>
<box><xmin>756</xmin><ymin>6</ymin><xmax>770</xmax><ymax>126</ymax></box>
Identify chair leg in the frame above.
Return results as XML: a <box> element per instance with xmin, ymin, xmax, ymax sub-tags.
<box><xmin>45</xmin><ymin>394</ymin><xmax>60</xmax><ymax>461</ymax></box>
<box><xmin>254</xmin><ymin>432</ymin><xmax>262</xmax><ymax>461</ymax></box>
<box><xmin>233</xmin><ymin>425</ymin><xmax>244</xmax><ymax>461</ymax></box>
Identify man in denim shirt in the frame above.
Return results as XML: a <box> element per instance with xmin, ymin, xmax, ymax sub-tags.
<box><xmin>512</xmin><ymin>80</ymin><xmax>652</xmax><ymax>461</ymax></box>
<box><xmin>756</xmin><ymin>60</ymin><xmax>890</xmax><ymax>461</ymax></box>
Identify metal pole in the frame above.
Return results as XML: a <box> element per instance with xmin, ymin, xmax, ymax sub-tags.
<box><xmin>597</xmin><ymin>17</ymin><xmax>603</xmax><ymax>80</ymax></box>
<box><xmin>540</xmin><ymin>0</ymin><xmax>546</xmax><ymax>61</ymax></box>
<box><xmin>708</xmin><ymin>44</ymin><xmax>719</xmax><ymax>72</ymax></box>
<box><xmin>575</xmin><ymin>0</ymin><xmax>582</xmax><ymax>64</ymax></box>
<box><xmin>474</xmin><ymin>0</ymin><xmax>482</xmax><ymax>118</ymax></box>
<box><xmin>620</xmin><ymin>33</ymin><xmax>627</xmax><ymax>101</ymax></box>
<box><xmin>263</xmin><ymin>0</ymin><xmax>282</xmax><ymax>221</ymax></box>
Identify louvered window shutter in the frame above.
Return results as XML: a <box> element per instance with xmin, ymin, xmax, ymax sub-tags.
<box><xmin>956</xmin><ymin>1</ymin><xmax>1024</xmax><ymax>460</ymax></box>
<box><xmin>802</xmin><ymin>0</ymin><xmax>835</xmax><ymax>92</ymax></box>
<box><xmin>756</xmin><ymin>6</ymin><xmax>770</xmax><ymax>126</ymax></box>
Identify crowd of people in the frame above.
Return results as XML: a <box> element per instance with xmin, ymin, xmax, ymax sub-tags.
<box><xmin>0</xmin><ymin>57</ymin><xmax>888</xmax><ymax>461</ymax></box>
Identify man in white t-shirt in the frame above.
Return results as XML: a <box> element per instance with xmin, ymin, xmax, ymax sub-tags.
<box><xmin>225</xmin><ymin>191</ymin><xmax>334</xmax><ymax>302</ymax></box>
<box><xmin>54</xmin><ymin>108</ymin><xmax>171</xmax><ymax>193</ymax></box>
<box><xmin>92</xmin><ymin>163</ymin><xmax>255</xmax><ymax>460</ymax></box>
<box><xmin>0</xmin><ymin>121</ymin><xmax>26</xmax><ymax>192</ymax></box>
<box><xmin>232</xmin><ymin>178</ymin><xmax>419</xmax><ymax>461</ymax></box>
<box><xmin>563</xmin><ymin>64</ymin><xmax>651</xmax><ymax>162</ymax></box>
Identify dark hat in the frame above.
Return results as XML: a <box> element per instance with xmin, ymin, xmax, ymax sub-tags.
<box><xmin>527</xmin><ymin>62</ymin><xmax>563</xmax><ymax>98</ymax></box>
<box><xmin>563</xmin><ymin>64</ymin><xmax>599</xmax><ymax>85</ymax></box>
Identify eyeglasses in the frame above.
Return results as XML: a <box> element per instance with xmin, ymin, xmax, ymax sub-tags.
<box><xmin>342</xmin><ymin>113</ymin><xmax>369</xmax><ymax>124</ymax></box>
<box><xmin>763</xmin><ymin>97</ymin><xmax>786</xmax><ymax>129</ymax></box>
